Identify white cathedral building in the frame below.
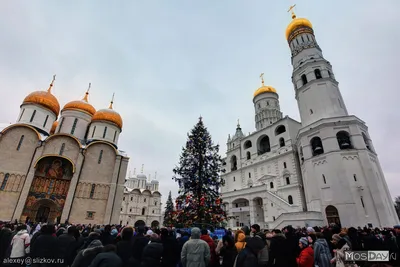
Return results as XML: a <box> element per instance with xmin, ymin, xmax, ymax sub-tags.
<box><xmin>220</xmin><ymin>11</ymin><xmax>398</xmax><ymax>229</ymax></box>
<box><xmin>119</xmin><ymin>166</ymin><xmax>162</xmax><ymax>228</ymax></box>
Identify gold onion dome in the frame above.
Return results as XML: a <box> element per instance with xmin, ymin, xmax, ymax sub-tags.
<box><xmin>92</xmin><ymin>95</ymin><xmax>123</xmax><ymax>129</ymax></box>
<box><xmin>285</xmin><ymin>5</ymin><xmax>313</xmax><ymax>40</ymax></box>
<box><xmin>62</xmin><ymin>84</ymin><xmax>96</xmax><ymax>116</ymax></box>
<box><xmin>253</xmin><ymin>73</ymin><xmax>277</xmax><ymax>98</ymax></box>
<box><xmin>50</xmin><ymin>121</ymin><xmax>58</xmax><ymax>134</ymax></box>
<box><xmin>22</xmin><ymin>75</ymin><xmax>60</xmax><ymax>116</ymax></box>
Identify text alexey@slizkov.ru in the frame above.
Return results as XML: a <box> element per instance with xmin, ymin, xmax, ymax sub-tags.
<box><xmin>3</xmin><ymin>257</ymin><xmax>64</xmax><ymax>265</ymax></box>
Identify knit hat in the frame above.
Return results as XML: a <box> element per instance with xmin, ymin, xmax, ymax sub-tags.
<box><xmin>306</xmin><ymin>227</ymin><xmax>314</xmax><ymax>233</ymax></box>
<box><xmin>332</xmin><ymin>234</ymin><xmax>342</xmax><ymax>242</ymax></box>
<box><xmin>299</xmin><ymin>237</ymin><xmax>308</xmax><ymax>247</ymax></box>
<box><xmin>146</xmin><ymin>230</ymin><xmax>154</xmax><ymax>235</ymax></box>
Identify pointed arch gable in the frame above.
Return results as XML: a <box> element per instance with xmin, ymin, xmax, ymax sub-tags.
<box><xmin>0</xmin><ymin>123</ymin><xmax>41</xmax><ymax>140</ymax></box>
<box><xmin>86</xmin><ymin>141</ymin><xmax>118</xmax><ymax>155</ymax></box>
<box><xmin>152</xmin><ymin>191</ymin><xmax>161</xmax><ymax>196</ymax></box>
<box><xmin>45</xmin><ymin>133</ymin><xmax>82</xmax><ymax>148</ymax></box>
<box><xmin>33</xmin><ymin>154</ymin><xmax>76</xmax><ymax>173</ymax></box>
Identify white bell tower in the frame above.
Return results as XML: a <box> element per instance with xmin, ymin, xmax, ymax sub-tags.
<box><xmin>287</xmin><ymin>6</ymin><xmax>348</xmax><ymax>127</ymax></box>
<box><xmin>287</xmin><ymin>6</ymin><xmax>398</xmax><ymax>227</ymax></box>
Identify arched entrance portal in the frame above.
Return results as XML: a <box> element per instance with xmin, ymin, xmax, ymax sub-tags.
<box><xmin>135</xmin><ymin>220</ymin><xmax>146</xmax><ymax>227</ymax></box>
<box><xmin>325</xmin><ymin>205</ymin><xmax>341</xmax><ymax>225</ymax></box>
<box><xmin>151</xmin><ymin>220</ymin><xmax>160</xmax><ymax>228</ymax></box>
<box><xmin>21</xmin><ymin>156</ymin><xmax>74</xmax><ymax>223</ymax></box>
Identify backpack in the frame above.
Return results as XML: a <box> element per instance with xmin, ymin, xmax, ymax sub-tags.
<box><xmin>255</xmin><ymin>235</ymin><xmax>269</xmax><ymax>264</ymax></box>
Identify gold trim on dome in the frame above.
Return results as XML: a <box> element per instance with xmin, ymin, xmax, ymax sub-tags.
<box><xmin>33</xmin><ymin>154</ymin><xmax>76</xmax><ymax>173</ymax></box>
<box><xmin>285</xmin><ymin>5</ymin><xmax>313</xmax><ymax>40</ymax></box>
<box><xmin>253</xmin><ymin>73</ymin><xmax>277</xmax><ymax>98</ymax></box>
<box><xmin>45</xmin><ymin>133</ymin><xmax>82</xmax><ymax>148</ymax></box>
<box><xmin>0</xmin><ymin>123</ymin><xmax>41</xmax><ymax>140</ymax></box>
<box><xmin>23</xmin><ymin>91</ymin><xmax>60</xmax><ymax>116</ymax></box>
<box><xmin>91</xmin><ymin>94</ymin><xmax>123</xmax><ymax>129</ymax></box>
<box><xmin>86</xmin><ymin>140</ymin><xmax>118</xmax><ymax>155</ymax></box>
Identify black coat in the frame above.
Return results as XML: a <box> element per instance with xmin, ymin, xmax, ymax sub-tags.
<box><xmin>160</xmin><ymin>236</ymin><xmax>180</xmax><ymax>267</ymax></box>
<box><xmin>71</xmin><ymin>246</ymin><xmax>103</xmax><ymax>267</ymax></box>
<box><xmin>57</xmin><ymin>233</ymin><xmax>78</xmax><ymax>266</ymax></box>
<box><xmin>131</xmin><ymin>234</ymin><xmax>149</xmax><ymax>262</ymax></box>
<box><xmin>268</xmin><ymin>234</ymin><xmax>290</xmax><ymax>267</ymax></box>
<box><xmin>30</xmin><ymin>234</ymin><xmax>59</xmax><ymax>267</ymax></box>
<box><xmin>140</xmin><ymin>243</ymin><xmax>163</xmax><ymax>267</ymax></box>
<box><xmin>219</xmin><ymin>245</ymin><xmax>237</xmax><ymax>267</ymax></box>
<box><xmin>116</xmin><ymin>239</ymin><xmax>133</xmax><ymax>267</ymax></box>
<box><xmin>0</xmin><ymin>227</ymin><xmax>13</xmax><ymax>262</ymax></box>
<box><xmin>89</xmin><ymin>251</ymin><xmax>122</xmax><ymax>267</ymax></box>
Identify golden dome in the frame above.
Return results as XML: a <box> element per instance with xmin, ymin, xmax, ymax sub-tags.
<box><xmin>62</xmin><ymin>88</ymin><xmax>96</xmax><ymax>116</ymax></box>
<box><xmin>254</xmin><ymin>85</ymin><xmax>277</xmax><ymax>98</ymax></box>
<box><xmin>285</xmin><ymin>6</ymin><xmax>313</xmax><ymax>40</ymax></box>
<box><xmin>50</xmin><ymin>121</ymin><xmax>58</xmax><ymax>134</ymax></box>
<box><xmin>92</xmin><ymin>99</ymin><xmax>123</xmax><ymax>129</ymax></box>
<box><xmin>22</xmin><ymin>75</ymin><xmax>60</xmax><ymax>116</ymax></box>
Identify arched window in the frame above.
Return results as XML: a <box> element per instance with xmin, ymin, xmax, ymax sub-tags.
<box><xmin>362</xmin><ymin>132</ymin><xmax>372</xmax><ymax>151</ymax></box>
<box><xmin>314</xmin><ymin>69</ymin><xmax>322</xmax><ymax>79</ymax></box>
<box><xmin>144</xmin><ymin>198</ymin><xmax>146</xmax><ymax>203</ymax></box>
<box><xmin>246</xmin><ymin>151</ymin><xmax>251</xmax><ymax>160</ymax></box>
<box><xmin>230</xmin><ymin>155</ymin><xmax>237</xmax><ymax>171</ymax></box>
<box><xmin>258</xmin><ymin>135</ymin><xmax>271</xmax><ymax>155</ymax></box>
<box><xmin>233</xmin><ymin>177</ymin><xmax>236</xmax><ymax>182</ymax></box>
<box><xmin>244</xmin><ymin>140</ymin><xmax>252</xmax><ymax>149</ymax></box>
<box><xmin>270</xmin><ymin>182</ymin><xmax>274</xmax><ymax>189</ymax></box>
<box><xmin>19</xmin><ymin>109</ymin><xmax>25</xmax><ymax>121</ymax></box>
<box><xmin>323</xmin><ymin>174</ymin><xmax>327</xmax><ymax>184</ymax></box>
<box><xmin>142</xmin><ymin>208</ymin><xmax>146</xmax><ymax>215</ymax></box>
<box><xmin>288</xmin><ymin>195</ymin><xmax>293</xmax><ymax>204</ymax></box>
<box><xmin>283</xmin><ymin>162</ymin><xmax>287</xmax><ymax>168</ymax></box>
<box><xmin>326</xmin><ymin>205</ymin><xmax>341</xmax><ymax>225</ymax></box>
<box><xmin>30</xmin><ymin>110</ymin><xmax>36</xmax><ymax>123</ymax></box>
<box><xmin>59</xmin><ymin>143</ymin><xmax>65</xmax><ymax>155</ymax></box>
<box><xmin>98</xmin><ymin>150</ymin><xmax>103</xmax><ymax>164</ymax></box>
<box><xmin>301</xmin><ymin>74</ymin><xmax>308</xmax><ymax>85</ymax></box>
<box><xmin>286</xmin><ymin>177</ymin><xmax>290</xmax><ymax>185</ymax></box>
<box><xmin>113</xmin><ymin>131</ymin><xmax>117</xmax><ymax>142</ymax></box>
<box><xmin>279</xmin><ymin>137</ymin><xmax>285</xmax><ymax>147</ymax></box>
<box><xmin>103</xmin><ymin>127</ymin><xmax>108</xmax><ymax>138</ymax></box>
<box><xmin>310</xmin><ymin>136</ymin><xmax>324</xmax><ymax>156</ymax></box>
<box><xmin>58</xmin><ymin>117</ymin><xmax>65</xmax><ymax>133</ymax></box>
<box><xmin>89</xmin><ymin>184</ymin><xmax>96</xmax><ymax>199</ymax></box>
<box><xmin>71</xmin><ymin>118</ymin><xmax>78</xmax><ymax>135</ymax></box>
<box><xmin>336</xmin><ymin>131</ymin><xmax>353</xmax><ymax>149</ymax></box>
<box><xmin>16</xmin><ymin>135</ymin><xmax>25</xmax><ymax>151</ymax></box>
<box><xmin>0</xmin><ymin>173</ymin><xmax>10</xmax><ymax>191</ymax></box>
<box><xmin>275</xmin><ymin>125</ymin><xmax>286</xmax><ymax>135</ymax></box>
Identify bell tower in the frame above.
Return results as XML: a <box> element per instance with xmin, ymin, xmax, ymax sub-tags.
<box><xmin>287</xmin><ymin>6</ymin><xmax>398</xmax><ymax>227</ymax></box>
<box><xmin>287</xmin><ymin>5</ymin><xmax>348</xmax><ymax>127</ymax></box>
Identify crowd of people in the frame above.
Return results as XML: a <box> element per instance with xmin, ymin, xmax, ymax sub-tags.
<box><xmin>0</xmin><ymin>221</ymin><xmax>399</xmax><ymax>267</ymax></box>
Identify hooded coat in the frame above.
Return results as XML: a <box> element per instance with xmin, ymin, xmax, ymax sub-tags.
<box><xmin>268</xmin><ymin>233</ymin><xmax>289</xmax><ymax>267</ymax></box>
<box><xmin>140</xmin><ymin>243</ymin><xmax>163</xmax><ymax>267</ymax></box>
<box><xmin>10</xmin><ymin>230</ymin><xmax>30</xmax><ymax>258</ymax></box>
<box><xmin>296</xmin><ymin>246</ymin><xmax>314</xmax><ymax>267</ymax></box>
<box><xmin>181</xmin><ymin>228</ymin><xmax>210</xmax><ymax>267</ymax></box>
<box><xmin>234</xmin><ymin>230</ymin><xmax>246</xmax><ymax>253</ymax></box>
<box><xmin>71</xmin><ymin>240</ymin><xmax>103</xmax><ymax>267</ymax></box>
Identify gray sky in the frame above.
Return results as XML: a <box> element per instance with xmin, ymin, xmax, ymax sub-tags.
<box><xmin>1</xmin><ymin>0</ymin><xmax>399</xmax><ymax>206</ymax></box>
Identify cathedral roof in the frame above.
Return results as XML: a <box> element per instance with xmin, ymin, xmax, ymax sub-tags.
<box><xmin>253</xmin><ymin>73</ymin><xmax>277</xmax><ymax>98</ymax></box>
<box><xmin>62</xmin><ymin>88</ymin><xmax>96</xmax><ymax>116</ymax></box>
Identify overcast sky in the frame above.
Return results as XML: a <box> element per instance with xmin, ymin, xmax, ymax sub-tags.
<box><xmin>1</xmin><ymin>0</ymin><xmax>399</xmax><ymax>207</ymax></box>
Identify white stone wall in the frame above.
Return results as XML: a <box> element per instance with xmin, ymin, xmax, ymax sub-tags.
<box><xmin>57</xmin><ymin>110</ymin><xmax>92</xmax><ymax>141</ymax></box>
<box><xmin>18</xmin><ymin>104</ymin><xmax>57</xmax><ymax>134</ymax></box>
<box><xmin>87</xmin><ymin>121</ymin><xmax>120</xmax><ymax>146</ymax></box>
<box><xmin>253</xmin><ymin>92</ymin><xmax>282</xmax><ymax>130</ymax></box>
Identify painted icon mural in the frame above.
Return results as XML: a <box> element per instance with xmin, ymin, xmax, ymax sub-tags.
<box><xmin>22</xmin><ymin>156</ymin><xmax>74</xmax><ymax>223</ymax></box>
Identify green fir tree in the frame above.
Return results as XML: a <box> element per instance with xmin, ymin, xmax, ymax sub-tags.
<box><xmin>163</xmin><ymin>191</ymin><xmax>175</xmax><ymax>227</ymax></box>
<box><xmin>173</xmin><ymin>117</ymin><xmax>226</xmax><ymax>227</ymax></box>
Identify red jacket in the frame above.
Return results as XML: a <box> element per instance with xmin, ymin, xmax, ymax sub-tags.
<box><xmin>201</xmin><ymin>235</ymin><xmax>217</xmax><ymax>264</ymax></box>
<box><xmin>296</xmin><ymin>246</ymin><xmax>314</xmax><ymax>267</ymax></box>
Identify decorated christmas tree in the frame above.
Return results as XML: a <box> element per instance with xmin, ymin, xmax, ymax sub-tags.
<box><xmin>163</xmin><ymin>191</ymin><xmax>175</xmax><ymax>227</ymax></box>
<box><xmin>173</xmin><ymin>117</ymin><xmax>226</xmax><ymax>227</ymax></box>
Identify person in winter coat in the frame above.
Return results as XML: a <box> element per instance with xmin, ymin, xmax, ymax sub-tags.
<box><xmin>160</xmin><ymin>228</ymin><xmax>180</xmax><ymax>267</ymax></box>
<box><xmin>200</xmin><ymin>229</ymin><xmax>218</xmax><ymax>267</ymax></box>
<box><xmin>234</xmin><ymin>237</ymin><xmax>264</xmax><ymax>267</ymax></box>
<box><xmin>234</xmin><ymin>230</ymin><xmax>246</xmax><ymax>253</ymax></box>
<box><xmin>58</xmin><ymin>225</ymin><xmax>79</xmax><ymax>266</ymax></box>
<box><xmin>181</xmin><ymin>227</ymin><xmax>210</xmax><ymax>267</ymax></box>
<box><xmin>296</xmin><ymin>237</ymin><xmax>314</xmax><ymax>267</ymax></box>
<box><xmin>116</xmin><ymin>227</ymin><xmax>134</xmax><ymax>267</ymax></box>
<box><xmin>30</xmin><ymin>224</ymin><xmax>59</xmax><ymax>267</ymax></box>
<box><xmin>313</xmin><ymin>233</ymin><xmax>332</xmax><ymax>267</ymax></box>
<box><xmin>129</xmin><ymin>226</ymin><xmax>149</xmax><ymax>266</ymax></box>
<box><xmin>268</xmin><ymin>229</ymin><xmax>290</xmax><ymax>267</ymax></box>
<box><xmin>0</xmin><ymin>224</ymin><xmax>13</xmax><ymax>263</ymax></box>
<box><xmin>330</xmin><ymin>234</ymin><xmax>356</xmax><ymax>267</ymax></box>
<box><xmin>251</xmin><ymin>224</ymin><xmax>269</xmax><ymax>267</ymax></box>
<box><xmin>140</xmin><ymin>242</ymin><xmax>163</xmax><ymax>267</ymax></box>
<box><xmin>71</xmin><ymin>240</ymin><xmax>103</xmax><ymax>267</ymax></box>
<box><xmin>217</xmin><ymin>235</ymin><xmax>237</xmax><ymax>267</ymax></box>
<box><xmin>88</xmin><ymin>244</ymin><xmax>122</xmax><ymax>267</ymax></box>
<box><xmin>283</xmin><ymin>226</ymin><xmax>299</xmax><ymax>267</ymax></box>
<box><xmin>9</xmin><ymin>224</ymin><xmax>30</xmax><ymax>260</ymax></box>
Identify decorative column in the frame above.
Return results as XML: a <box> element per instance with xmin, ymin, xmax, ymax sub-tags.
<box><xmin>61</xmin><ymin>152</ymin><xmax>84</xmax><ymax>222</ymax></box>
<box><xmin>104</xmin><ymin>156</ymin><xmax>122</xmax><ymax>224</ymax></box>
<box><xmin>249</xmin><ymin>199</ymin><xmax>255</xmax><ymax>226</ymax></box>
